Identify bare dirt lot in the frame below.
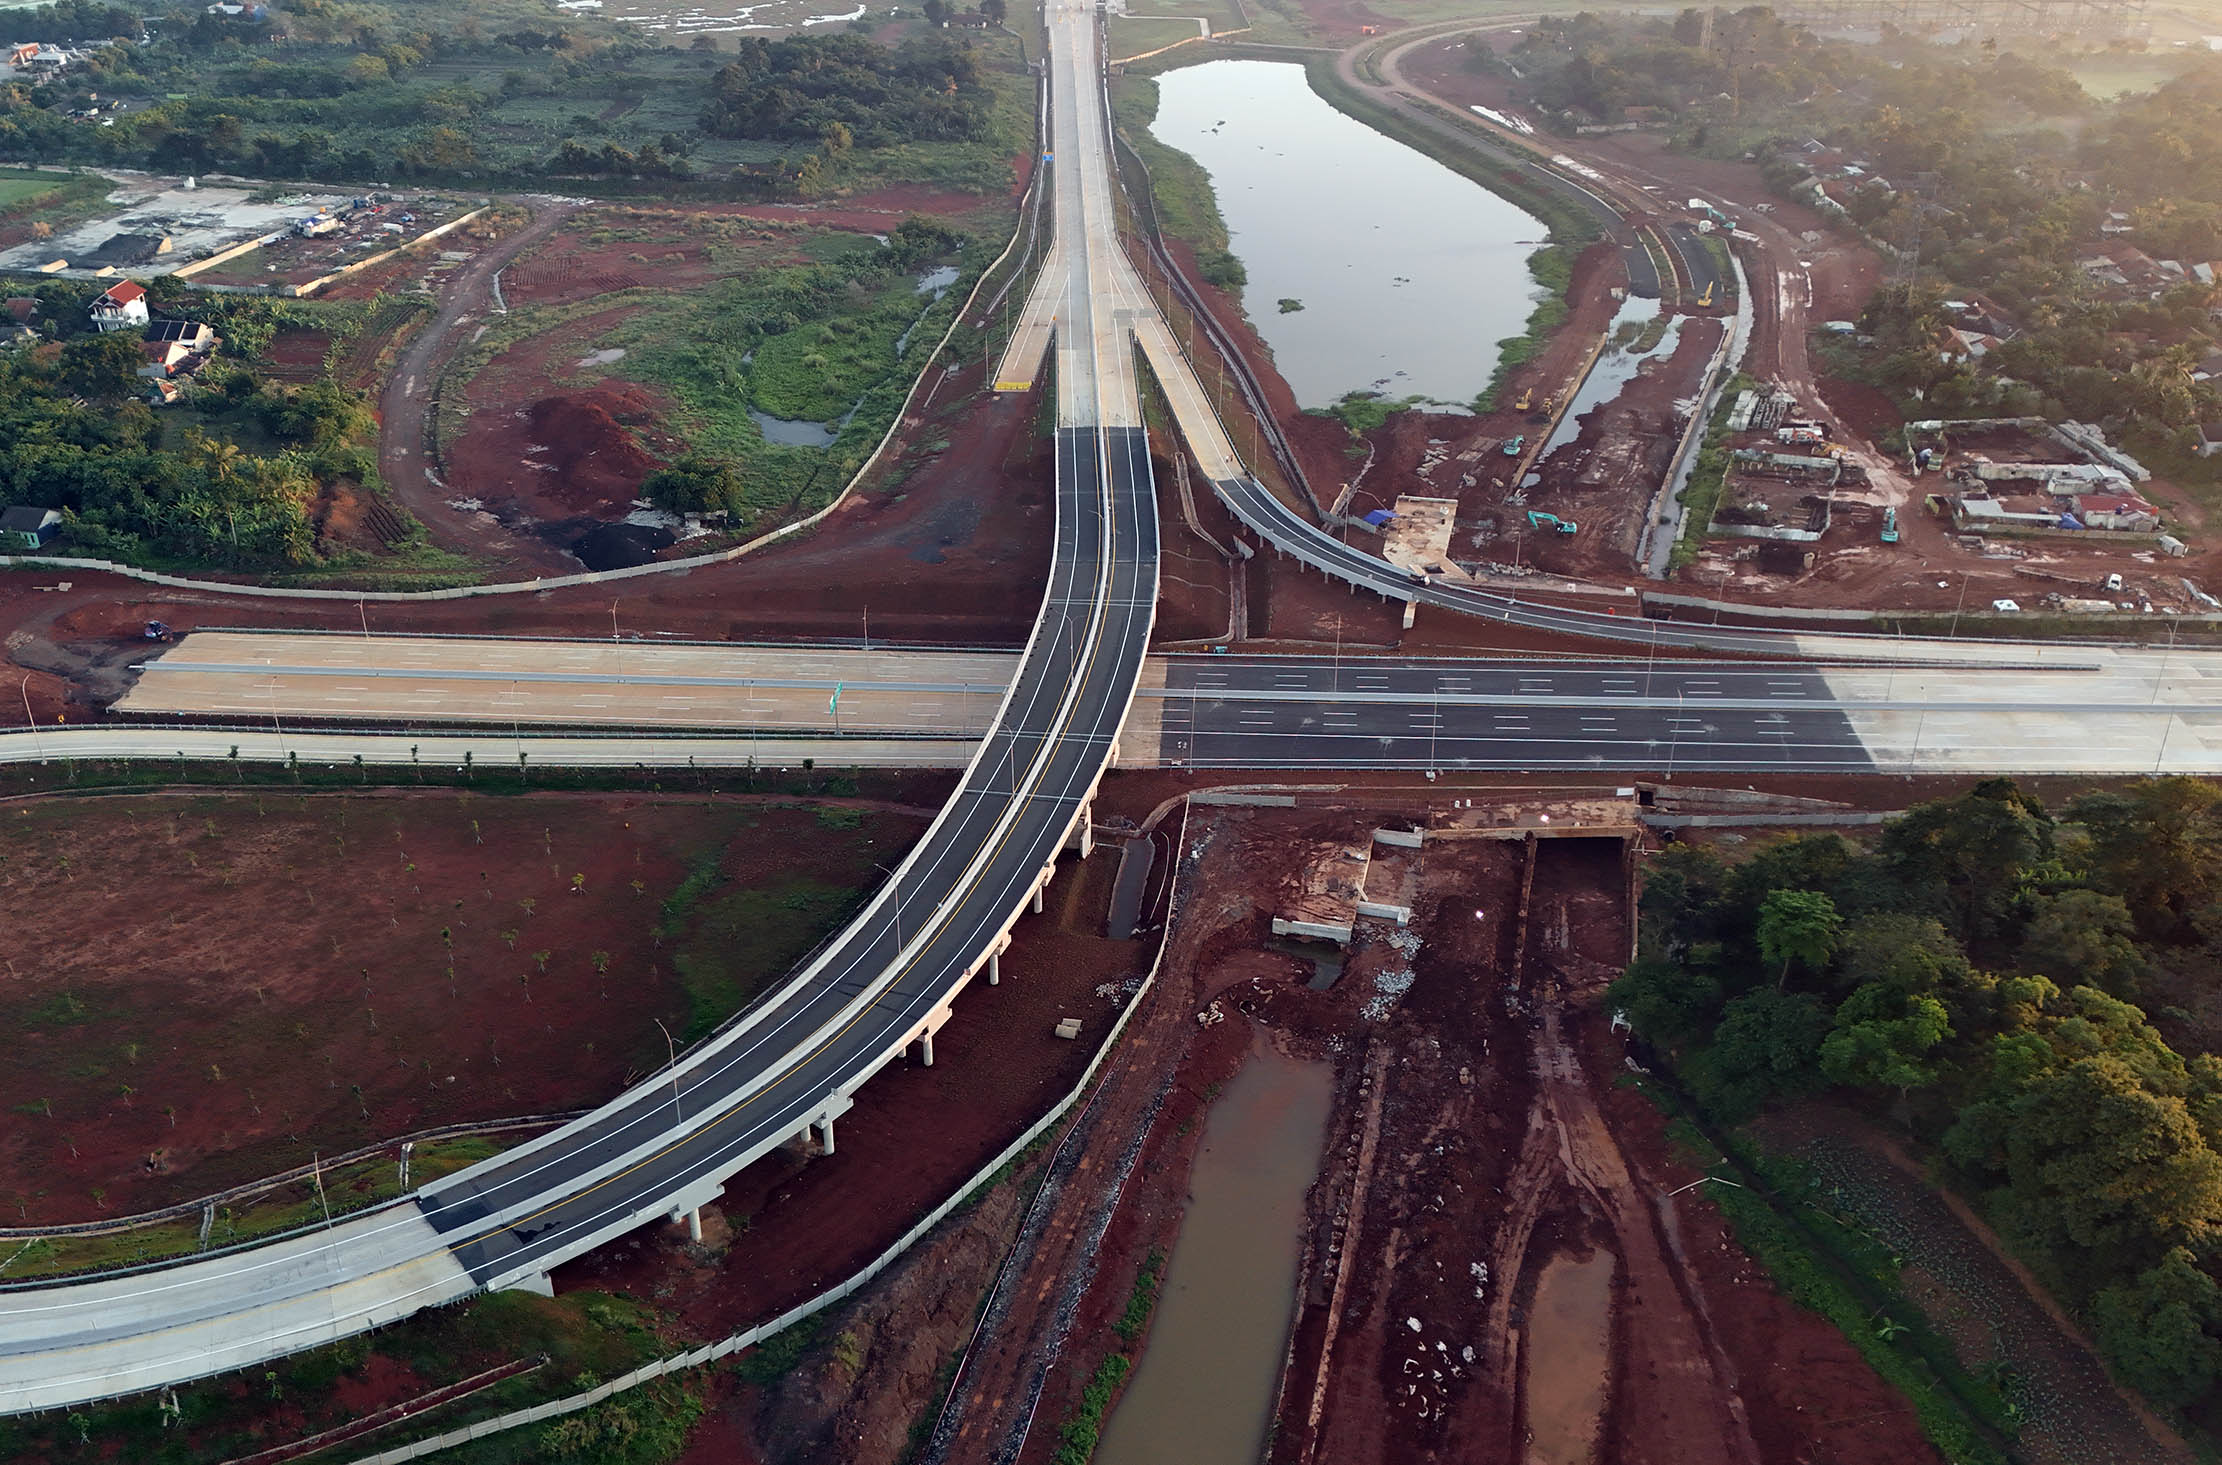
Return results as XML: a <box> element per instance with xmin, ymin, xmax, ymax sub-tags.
<box><xmin>1519</xmin><ymin>315</ymin><xmax>1724</xmax><ymax>579</ymax></box>
<box><xmin>446</xmin><ymin>323</ymin><xmax>686</xmax><ymax>531</ymax></box>
<box><xmin>929</xmin><ymin>797</ymin><xmax>1943</xmax><ymax>1465</ymax></box>
<box><xmin>0</xmin><ymin>786</ymin><xmax>943</xmax><ymax>1223</ymax></box>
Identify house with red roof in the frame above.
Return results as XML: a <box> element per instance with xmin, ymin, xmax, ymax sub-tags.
<box><xmin>89</xmin><ymin>280</ymin><xmax>147</xmax><ymax>333</ymax></box>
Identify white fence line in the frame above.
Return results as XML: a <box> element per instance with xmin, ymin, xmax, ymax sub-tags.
<box><xmin>341</xmin><ymin>813</ymin><xmax>1191</xmax><ymax>1465</ymax></box>
<box><xmin>0</xmin><ymin>170</ymin><xmax>1039</xmax><ymax>605</ymax></box>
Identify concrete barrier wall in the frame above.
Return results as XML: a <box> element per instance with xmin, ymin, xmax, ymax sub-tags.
<box><xmin>170</xmin><ymin>229</ymin><xmax>288</xmax><ymax>282</ymax></box>
<box><xmin>340</xmin><ymin>805</ymin><xmax>1197</xmax><ymax>1465</ymax></box>
<box><xmin>284</xmin><ymin>208</ymin><xmax>489</xmax><ymax>297</ymax></box>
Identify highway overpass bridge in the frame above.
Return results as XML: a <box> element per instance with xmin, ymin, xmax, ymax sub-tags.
<box><xmin>6</xmin><ymin>0</ymin><xmax>2215</xmax><ymax>1417</ymax></box>
<box><xmin>0</xmin><ymin>0</ymin><xmax>1178</xmax><ymax>1415</ymax></box>
<box><xmin>97</xmin><ymin>630</ymin><xmax>2222</xmax><ymax>776</ymax></box>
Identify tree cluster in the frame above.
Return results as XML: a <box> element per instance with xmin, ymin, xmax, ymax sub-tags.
<box><xmin>700</xmin><ymin>34</ymin><xmax>992</xmax><ymax>148</ymax></box>
<box><xmin>0</xmin><ymin>286</ymin><xmax>378</xmax><ymax>568</ymax></box>
<box><xmin>1618</xmin><ymin>777</ymin><xmax>2222</xmax><ymax>1411</ymax></box>
<box><xmin>7</xmin><ymin>0</ymin><xmax>140</xmax><ymax>43</ymax></box>
<box><xmin>552</xmin><ymin>138</ymin><xmax>691</xmax><ymax>180</ymax></box>
<box><xmin>921</xmin><ymin>0</ymin><xmax>1006</xmax><ymax>25</ymax></box>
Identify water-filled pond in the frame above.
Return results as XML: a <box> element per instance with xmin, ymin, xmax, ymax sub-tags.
<box><xmin>1149</xmin><ymin>59</ymin><xmax>1550</xmax><ymax>409</ymax></box>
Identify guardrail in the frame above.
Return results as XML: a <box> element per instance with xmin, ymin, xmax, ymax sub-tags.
<box><xmin>0</xmin><ymin>1112</ymin><xmax>582</xmax><ymax>1248</ymax></box>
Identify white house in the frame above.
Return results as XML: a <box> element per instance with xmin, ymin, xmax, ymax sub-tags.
<box><xmin>89</xmin><ymin>279</ymin><xmax>148</xmax><ymax>332</ymax></box>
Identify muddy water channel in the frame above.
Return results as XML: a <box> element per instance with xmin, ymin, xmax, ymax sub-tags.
<box><xmin>1149</xmin><ymin>59</ymin><xmax>1546</xmax><ymax>409</ymax></box>
<box><xmin>1522</xmin><ymin>1248</ymin><xmax>1616</xmax><ymax>1464</ymax></box>
<box><xmin>1096</xmin><ymin>1034</ymin><xmax>1333</xmax><ymax>1465</ymax></box>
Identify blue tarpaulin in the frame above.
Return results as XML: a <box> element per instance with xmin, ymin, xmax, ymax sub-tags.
<box><xmin>1362</xmin><ymin>508</ymin><xmax>1395</xmax><ymax>526</ymax></box>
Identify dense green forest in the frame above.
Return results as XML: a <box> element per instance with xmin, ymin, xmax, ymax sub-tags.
<box><xmin>700</xmin><ymin>34</ymin><xmax>995</xmax><ymax>148</ymax></box>
<box><xmin>1</xmin><ymin>282</ymin><xmax>380</xmax><ymax>568</ymax></box>
<box><xmin>1617</xmin><ymin>777</ymin><xmax>2222</xmax><ymax>1416</ymax></box>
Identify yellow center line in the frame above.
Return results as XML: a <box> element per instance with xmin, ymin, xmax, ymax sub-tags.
<box><xmin>470</xmin><ymin>433</ymin><xmax>1127</xmax><ymax>1255</ymax></box>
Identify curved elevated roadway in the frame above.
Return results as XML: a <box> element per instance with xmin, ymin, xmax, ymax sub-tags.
<box><xmin>0</xmin><ymin>0</ymin><xmax>1168</xmax><ymax>1416</ymax></box>
<box><xmin>1207</xmin><ymin>474</ymin><xmax>2206</xmax><ymax>668</ymax></box>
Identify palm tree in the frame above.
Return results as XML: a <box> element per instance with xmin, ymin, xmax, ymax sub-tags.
<box><xmin>191</xmin><ymin>431</ymin><xmax>244</xmax><ymax>484</ymax></box>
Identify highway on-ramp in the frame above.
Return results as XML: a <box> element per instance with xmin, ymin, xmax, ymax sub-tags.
<box><xmin>0</xmin><ymin>0</ymin><xmax>1169</xmax><ymax>1416</ymax></box>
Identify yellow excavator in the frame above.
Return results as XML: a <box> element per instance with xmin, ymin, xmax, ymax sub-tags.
<box><xmin>1695</xmin><ymin>280</ymin><xmax>1716</xmax><ymax>308</ymax></box>
<box><xmin>1513</xmin><ymin>386</ymin><xmax>1533</xmax><ymax>412</ymax></box>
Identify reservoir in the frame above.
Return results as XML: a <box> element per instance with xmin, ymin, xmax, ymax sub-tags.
<box><xmin>1149</xmin><ymin>59</ymin><xmax>1548</xmax><ymax>409</ymax></box>
<box><xmin>1095</xmin><ymin>1034</ymin><xmax>1333</xmax><ymax>1465</ymax></box>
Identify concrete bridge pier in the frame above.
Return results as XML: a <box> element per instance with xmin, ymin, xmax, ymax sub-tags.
<box><xmin>663</xmin><ymin>1178</ymin><xmax>727</xmax><ymax>1244</ymax></box>
<box><xmin>983</xmin><ymin>932</ymin><xmax>1012</xmax><ymax>985</ymax></box>
<box><xmin>910</xmin><ymin>1004</ymin><xmax>953</xmax><ymax>1066</ymax></box>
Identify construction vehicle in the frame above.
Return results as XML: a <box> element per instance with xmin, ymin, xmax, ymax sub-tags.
<box><xmin>1502</xmin><ymin>435</ymin><xmax>1525</xmax><ymax>458</ymax></box>
<box><xmin>1695</xmin><ymin>280</ymin><xmax>1715</xmax><ymax>308</ymax></box>
<box><xmin>1512</xmin><ymin>387</ymin><xmax>1533</xmax><ymax>412</ymax></box>
<box><xmin>1527</xmin><ymin>510</ymin><xmax>1577</xmax><ymax>535</ymax></box>
<box><xmin>1533</xmin><ymin>391</ymin><xmax>1558</xmax><ymax>422</ymax></box>
<box><xmin>142</xmin><ymin>619</ymin><xmax>172</xmax><ymax>642</ymax></box>
<box><xmin>1880</xmin><ymin>508</ymin><xmax>1898</xmax><ymax>544</ymax></box>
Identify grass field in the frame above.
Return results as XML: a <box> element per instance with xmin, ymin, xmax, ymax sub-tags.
<box><xmin>0</xmin><ymin>166</ymin><xmax>111</xmax><ymax>232</ymax></box>
<box><xmin>1107</xmin><ymin>15</ymin><xmax>1208</xmax><ymax>58</ymax></box>
<box><xmin>1119</xmin><ymin>0</ymin><xmax>1247</xmax><ymax>27</ymax></box>
<box><xmin>443</xmin><ymin>201</ymin><xmax>1001</xmax><ymax>534</ymax></box>
<box><xmin>0</xmin><ymin>169</ymin><xmax>67</xmax><ymax>209</ymax></box>
<box><xmin>2061</xmin><ymin>51</ymin><xmax>2196</xmax><ymax>97</ymax></box>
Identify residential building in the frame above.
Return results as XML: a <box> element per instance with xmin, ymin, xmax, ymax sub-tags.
<box><xmin>146</xmin><ymin>319</ymin><xmax>217</xmax><ymax>353</ymax></box>
<box><xmin>2074</xmin><ymin>493</ymin><xmax>2160</xmax><ymax>532</ymax></box>
<box><xmin>0</xmin><ymin>505</ymin><xmax>61</xmax><ymax>549</ymax></box>
<box><xmin>89</xmin><ymin>280</ymin><xmax>148</xmax><ymax>332</ymax></box>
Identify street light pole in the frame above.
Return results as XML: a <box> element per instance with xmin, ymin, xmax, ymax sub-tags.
<box><xmin>652</xmin><ymin>1017</ymin><xmax>681</xmax><ymax>1120</ymax></box>
<box><xmin>20</xmin><ymin>673</ymin><xmax>43</xmax><ymax>761</ymax></box>
<box><xmin>2153</xmin><ymin>619</ymin><xmax>2179</xmax><ymax>706</ymax></box>
<box><xmin>876</xmin><ymin>861</ymin><xmax>904</xmax><ymax>955</ymax></box>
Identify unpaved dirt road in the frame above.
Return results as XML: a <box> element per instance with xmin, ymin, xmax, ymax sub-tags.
<box><xmin>375</xmin><ymin>198</ymin><xmax>585</xmax><ymax>573</ymax></box>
